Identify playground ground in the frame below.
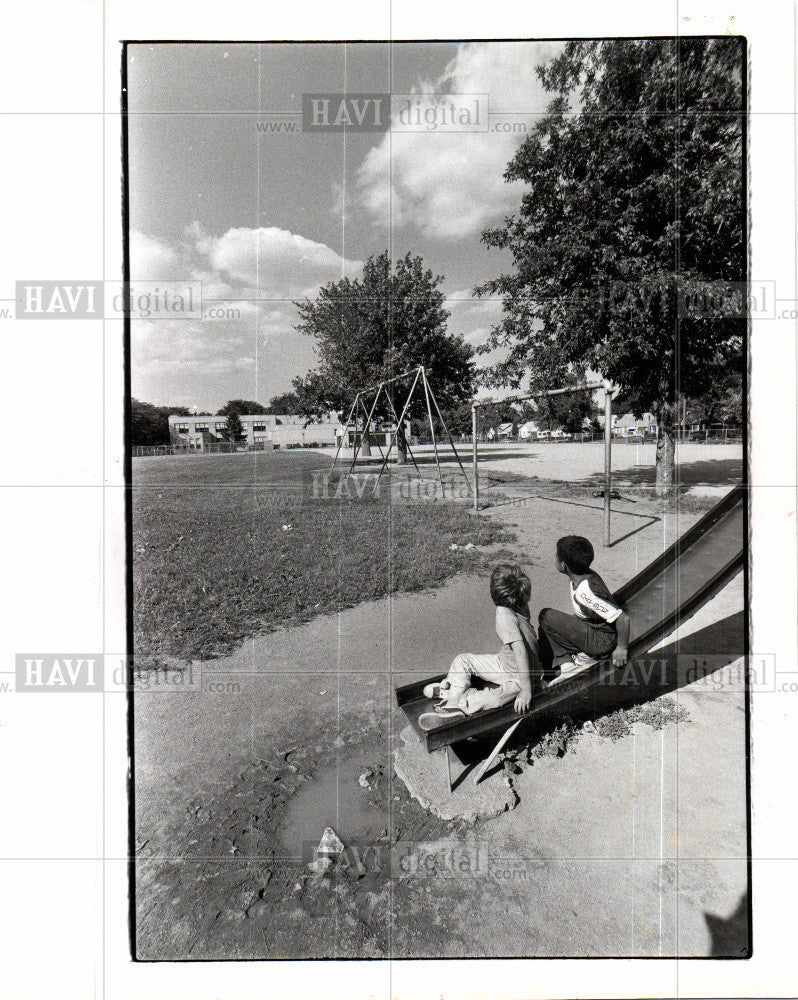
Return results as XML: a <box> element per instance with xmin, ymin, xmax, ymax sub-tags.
<box><xmin>133</xmin><ymin>439</ymin><xmax>747</xmax><ymax>959</ymax></box>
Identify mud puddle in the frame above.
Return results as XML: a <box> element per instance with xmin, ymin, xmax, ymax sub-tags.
<box><xmin>279</xmin><ymin>760</ymin><xmax>391</xmax><ymax>858</ymax></box>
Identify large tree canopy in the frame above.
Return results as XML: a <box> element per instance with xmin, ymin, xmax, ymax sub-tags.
<box><xmin>293</xmin><ymin>251</ymin><xmax>475</xmax><ymax>423</ymax></box>
<box><xmin>264</xmin><ymin>391</ymin><xmax>301</xmax><ymax>414</ymax></box>
<box><xmin>216</xmin><ymin>399</ymin><xmax>269</xmax><ymax>419</ymax></box>
<box><xmin>477</xmin><ymin>38</ymin><xmax>745</xmax><ymax>488</ymax></box>
<box><xmin>131</xmin><ymin>399</ymin><xmax>190</xmax><ymax>446</ymax></box>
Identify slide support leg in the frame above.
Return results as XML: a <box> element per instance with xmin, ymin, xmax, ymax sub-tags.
<box><xmin>472</xmin><ymin>719</ymin><xmax>524</xmax><ymax>785</ymax></box>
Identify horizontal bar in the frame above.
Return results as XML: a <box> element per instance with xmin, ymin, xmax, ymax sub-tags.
<box><xmin>473</xmin><ymin>383</ymin><xmax>607</xmax><ymax>409</ymax></box>
<box><xmin>352</xmin><ymin>366</ymin><xmax>424</xmax><ymax>399</ymax></box>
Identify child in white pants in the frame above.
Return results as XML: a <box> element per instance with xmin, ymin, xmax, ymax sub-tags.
<box><xmin>419</xmin><ymin>564</ymin><xmax>540</xmax><ymax>729</ymax></box>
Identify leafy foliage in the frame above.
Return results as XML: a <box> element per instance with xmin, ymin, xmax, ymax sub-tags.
<box><xmin>684</xmin><ymin>370</ymin><xmax>743</xmax><ymax>426</ymax></box>
<box><xmin>216</xmin><ymin>399</ymin><xmax>269</xmax><ymax>418</ymax></box>
<box><xmin>293</xmin><ymin>251</ymin><xmax>475</xmax><ymax>421</ymax></box>
<box><xmin>264</xmin><ymin>391</ymin><xmax>302</xmax><ymax>414</ymax></box>
<box><xmin>477</xmin><ymin>39</ymin><xmax>745</xmax><ymax>481</ymax></box>
<box><xmin>223</xmin><ymin>411</ymin><xmax>246</xmax><ymax>442</ymax></box>
<box><xmin>131</xmin><ymin>398</ymin><xmax>191</xmax><ymax>446</ymax></box>
<box><xmin>534</xmin><ymin>390</ymin><xmax>595</xmax><ymax>432</ymax></box>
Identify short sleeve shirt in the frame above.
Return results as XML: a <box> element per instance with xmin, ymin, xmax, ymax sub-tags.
<box><xmin>495</xmin><ymin>606</ymin><xmax>538</xmax><ymax>674</ymax></box>
<box><xmin>570</xmin><ymin>571</ymin><xmax>622</xmax><ymax>625</ymax></box>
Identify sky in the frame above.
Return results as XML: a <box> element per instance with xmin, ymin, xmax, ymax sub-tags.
<box><xmin>126</xmin><ymin>41</ymin><xmax>564</xmax><ymax>412</ymax></box>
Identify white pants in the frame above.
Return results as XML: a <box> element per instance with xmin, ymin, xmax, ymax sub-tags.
<box><xmin>443</xmin><ymin>652</ymin><xmax>521</xmax><ymax>714</ymax></box>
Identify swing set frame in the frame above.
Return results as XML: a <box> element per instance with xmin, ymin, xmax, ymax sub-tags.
<box><xmin>330</xmin><ymin>365</ymin><xmax>472</xmax><ymax>495</ymax></box>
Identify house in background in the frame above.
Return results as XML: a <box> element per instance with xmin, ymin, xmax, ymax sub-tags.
<box><xmin>594</xmin><ymin>410</ymin><xmax>656</xmax><ymax>437</ymax></box>
<box><xmin>612</xmin><ymin>412</ymin><xmax>657</xmax><ymax>438</ymax></box>
<box><xmin>336</xmin><ymin>419</ymin><xmax>410</xmax><ymax>451</ymax></box>
<box><xmin>518</xmin><ymin>419</ymin><xmax>541</xmax><ymax>440</ymax></box>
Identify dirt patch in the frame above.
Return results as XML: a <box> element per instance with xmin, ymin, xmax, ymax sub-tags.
<box><xmin>135</xmin><ymin>714</ymin><xmax>470</xmax><ymax>959</ymax></box>
<box><xmin>494</xmin><ymin>695</ymin><xmax>691</xmax><ymax>778</ymax></box>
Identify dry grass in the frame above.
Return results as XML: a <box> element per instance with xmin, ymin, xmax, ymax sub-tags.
<box><xmin>133</xmin><ymin>452</ymin><xmax>511</xmax><ymax>661</ymax></box>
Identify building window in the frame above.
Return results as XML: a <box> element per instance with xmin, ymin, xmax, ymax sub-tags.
<box><xmin>253</xmin><ymin>424</ymin><xmax>266</xmax><ymax>432</ymax></box>
<box><xmin>176</xmin><ymin>425</ymin><xmax>189</xmax><ymax>433</ymax></box>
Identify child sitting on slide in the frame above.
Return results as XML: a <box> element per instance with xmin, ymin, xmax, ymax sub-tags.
<box><xmin>538</xmin><ymin>535</ymin><xmax>630</xmax><ymax>684</ymax></box>
<box><xmin>419</xmin><ymin>563</ymin><xmax>540</xmax><ymax>729</ymax></box>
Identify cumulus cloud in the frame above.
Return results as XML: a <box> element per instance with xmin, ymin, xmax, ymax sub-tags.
<box><xmin>356</xmin><ymin>41</ymin><xmax>563</xmax><ymax>239</ymax></box>
<box><xmin>129</xmin><ymin>230</ymin><xmax>183</xmax><ymax>281</ymax></box>
<box><xmin>129</xmin><ymin>225</ymin><xmax>362</xmax><ymax>409</ymax></box>
<box><xmin>196</xmin><ymin>225</ymin><xmax>362</xmax><ymax>298</ymax></box>
<box><xmin>445</xmin><ymin>291</ymin><xmax>505</xmax><ymax>364</ymax></box>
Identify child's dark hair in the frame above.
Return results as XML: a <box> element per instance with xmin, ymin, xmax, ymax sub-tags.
<box><xmin>556</xmin><ymin>535</ymin><xmax>594</xmax><ymax>574</ymax></box>
<box><xmin>490</xmin><ymin>563</ymin><xmax>531</xmax><ymax>612</ymax></box>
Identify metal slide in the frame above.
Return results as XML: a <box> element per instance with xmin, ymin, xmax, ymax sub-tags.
<box><xmin>396</xmin><ymin>484</ymin><xmax>746</xmax><ymax>756</ymax></box>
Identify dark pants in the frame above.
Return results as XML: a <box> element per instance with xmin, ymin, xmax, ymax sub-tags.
<box><xmin>537</xmin><ymin>608</ymin><xmax>617</xmax><ymax>668</ymax></box>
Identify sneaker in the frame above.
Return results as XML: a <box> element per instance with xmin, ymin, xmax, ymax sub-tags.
<box><xmin>423</xmin><ymin>680</ymin><xmax>450</xmax><ymax>701</ymax></box>
<box><xmin>573</xmin><ymin>652</ymin><xmax>599</xmax><ymax>669</ymax></box>
<box><xmin>435</xmin><ymin>702</ymin><xmax>466</xmax><ymax>716</ymax></box>
<box><xmin>418</xmin><ymin>706</ymin><xmax>465</xmax><ymax>730</ymax></box>
<box><xmin>547</xmin><ymin>661</ymin><xmax>581</xmax><ymax>687</ymax></box>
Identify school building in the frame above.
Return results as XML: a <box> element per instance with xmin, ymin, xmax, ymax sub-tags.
<box><xmin>168</xmin><ymin>412</ymin><xmax>340</xmax><ymax>450</ymax></box>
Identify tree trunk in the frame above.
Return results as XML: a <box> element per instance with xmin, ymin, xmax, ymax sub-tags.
<box><xmin>655</xmin><ymin>402</ymin><xmax>676</xmax><ymax>495</ymax></box>
<box><xmin>361</xmin><ymin>429</ymin><xmax>371</xmax><ymax>458</ymax></box>
<box><xmin>396</xmin><ymin>426</ymin><xmax>408</xmax><ymax>464</ymax></box>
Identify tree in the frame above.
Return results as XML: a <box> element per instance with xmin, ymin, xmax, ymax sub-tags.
<box><xmin>717</xmin><ymin>378</ymin><xmax>743</xmax><ymax>426</ymax></box>
<box><xmin>293</xmin><ymin>251</ymin><xmax>475</xmax><ymax>460</ymax></box>
<box><xmin>535</xmin><ymin>390</ymin><xmax>594</xmax><ymax>433</ymax></box>
<box><xmin>477</xmin><ymin>400</ymin><xmax>522</xmax><ymax>436</ymax></box>
<box><xmin>131</xmin><ymin>399</ymin><xmax>190</xmax><ymax>446</ymax></box>
<box><xmin>223</xmin><ymin>411</ymin><xmax>246</xmax><ymax>446</ymax></box>
<box><xmin>684</xmin><ymin>369</ymin><xmax>743</xmax><ymax>427</ymax></box>
<box><xmin>477</xmin><ymin>38</ymin><xmax>744</xmax><ymax>492</ymax></box>
<box><xmin>265</xmin><ymin>391</ymin><xmax>301</xmax><ymax>414</ymax></box>
<box><xmin>217</xmin><ymin>399</ymin><xmax>268</xmax><ymax>419</ymax></box>
<box><xmin>435</xmin><ymin>400</ymin><xmax>474</xmax><ymax>438</ymax></box>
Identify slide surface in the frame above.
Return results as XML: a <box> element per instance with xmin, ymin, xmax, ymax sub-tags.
<box><xmin>396</xmin><ymin>484</ymin><xmax>746</xmax><ymax>752</ymax></box>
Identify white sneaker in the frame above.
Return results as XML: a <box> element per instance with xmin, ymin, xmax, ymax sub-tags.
<box><xmin>423</xmin><ymin>681</ymin><xmax>450</xmax><ymax>701</ymax></box>
<box><xmin>548</xmin><ymin>661</ymin><xmax>581</xmax><ymax>687</ymax></box>
<box><xmin>573</xmin><ymin>652</ymin><xmax>599</xmax><ymax>668</ymax></box>
<box><xmin>418</xmin><ymin>706</ymin><xmax>465</xmax><ymax>730</ymax></box>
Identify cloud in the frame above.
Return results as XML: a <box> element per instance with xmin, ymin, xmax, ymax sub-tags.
<box><xmin>129</xmin><ymin>230</ymin><xmax>183</xmax><ymax>281</ymax></box>
<box><xmin>446</xmin><ymin>291</ymin><xmax>505</xmax><ymax>358</ymax></box>
<box><xmin>355</xmin><ymin>41</ymin><xmax>563</xmax><ymax>239</ymax></box>
<box><xmin>129</xmin><ymin>225</ymin><xmax>362</xmax><ymax>409</ymax></box>
<box><xmin>196</xmin><ymin>226</ymin><xmax>362</xmax><ymax>298</ymax></box>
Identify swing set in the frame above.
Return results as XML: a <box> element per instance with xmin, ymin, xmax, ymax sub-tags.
<box><xmin>330</xmin><ymin>365</ymin><xmax>473</xmax><ymax>494</ymax></box>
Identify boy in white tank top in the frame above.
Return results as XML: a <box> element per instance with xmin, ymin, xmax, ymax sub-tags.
<box><xmin>419</xmin><ymin>564</ymin><xmax>541</xmax><ymax>728</ymax></box>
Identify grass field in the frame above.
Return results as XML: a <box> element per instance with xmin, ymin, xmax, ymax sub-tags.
<box><xmin>133</xmin><ymin>452</ymin><xmax>512</xmax><ymax>662</ymax></box>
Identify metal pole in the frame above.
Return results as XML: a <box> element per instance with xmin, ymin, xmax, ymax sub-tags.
<box><xmin>382</xmin><ymin>382</ymin><xmax>422</xmax><ymax>475</ymax></box>
<box><xmin>604</xmin><ymin>384</ymin><xmax>612</xmax><ymax>547</ymax></box>
<box><xmin>332</xmin><ymin>396</ymin><xmax>358</xmax><ymax>469</ymax></box>
<box><xmin>376</xmin><ymin>369</ymin><xmax>422</xmax><ymax>480</ymax></box>
<box><xmin>427</xmin><ymin>381</ymin><xmax>472</xmax><ymax>495</ymax></box>
<box><xmin>472</xmin><ymin>404</ymin><xmax>479</xmax><ymax>512</ymax></box>
<box><xmin>351</xmin><ymin>365</ymin><xmax>424</xmax><ymax>398</ymax></box>
<box><xmin>421</xmin><ymin>368</ymin><xmax>443</xmax><ymax>487</ymax></box>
